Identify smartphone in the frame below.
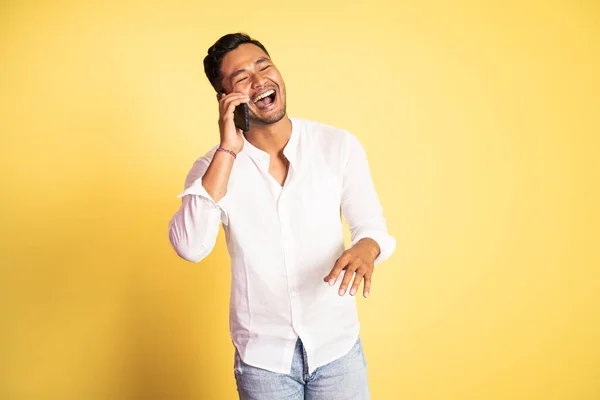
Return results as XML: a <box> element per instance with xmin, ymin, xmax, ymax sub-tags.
<box><xmin>234</xmin><ymin>102</ymin><xmax>250</xmax><ymax>132</ymax></box>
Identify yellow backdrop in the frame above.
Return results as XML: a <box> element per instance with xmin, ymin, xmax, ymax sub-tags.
<box><xmin>1</xmin><ymin>0</ymin><xmax>598</xmax><ymax>399</ymax></box>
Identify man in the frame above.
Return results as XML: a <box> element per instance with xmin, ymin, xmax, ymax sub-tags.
<box><xmin>168</xmin><ymin>33</ymin><xmax>395</xmax><ymax>399</ymax></box>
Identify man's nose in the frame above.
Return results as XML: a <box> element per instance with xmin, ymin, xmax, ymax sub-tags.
<box><xmin>250</xmin><ymin>71</ymin><xmax>268</xmax><ymax>89</ymax></box>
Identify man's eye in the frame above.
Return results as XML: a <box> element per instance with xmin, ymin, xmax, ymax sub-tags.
<box><xmin>236</xmin><ymin>77</ymin><xmax>248</xmax><ymax>84</ymax></box>
<box><xmin>260</xmin><ymin>65</ymin><xmax>271</xmax><ymax>71</ymax></box>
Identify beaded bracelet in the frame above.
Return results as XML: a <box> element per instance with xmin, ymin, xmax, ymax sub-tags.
<box><xmin>216</xmin><ymin>147</ymin><xmax>237</xmax><ymax>159</ymax></box>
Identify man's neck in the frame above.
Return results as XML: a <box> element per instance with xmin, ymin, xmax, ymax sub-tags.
<box><xmin>244</xmin><ymin>116</ymin><xmax>293</xmax><ymax>157</ymax></box>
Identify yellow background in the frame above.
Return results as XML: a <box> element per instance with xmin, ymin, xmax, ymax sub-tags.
<box><xmin>1</xmin><ymin>0</ymin><xmax>598</xmax><ymax>399</ymax></box>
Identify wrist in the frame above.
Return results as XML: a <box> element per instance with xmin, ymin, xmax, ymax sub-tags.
<box><xmin>359</xmin><ymin>238</ymin><xmax>380</xmax><ymax>261</ymax></box>
<box><xmin>216</xmin><ymin>146</ymin><xmax>238</xmax><ymax>159</ymax></box>
<box><xmin>219</xmin><ymin>141</ymin><xmax>242</xmax><ymax>154</ymax></box>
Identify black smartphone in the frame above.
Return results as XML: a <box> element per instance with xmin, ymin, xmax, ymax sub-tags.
<box><xmin>234</xmin><ymin>102</ymin><xmax>250</xmax><ymax>132</ymax></box>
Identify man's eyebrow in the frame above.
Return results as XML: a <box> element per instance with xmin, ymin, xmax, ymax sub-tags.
<box><xmin>229</xmin><ymin>58</ymin><xmax>271</xmax><ymax>81</ymax></box>
<box><xmin>230</xmin><ymin>69</ymin><xmax>247</xmax><ymax>81</ymax></box>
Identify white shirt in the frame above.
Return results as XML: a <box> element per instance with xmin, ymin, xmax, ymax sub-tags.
<box><xmin>168</xmin><ymin>117</ymin><xmax>395</xmax><ymax>375</ymax></box>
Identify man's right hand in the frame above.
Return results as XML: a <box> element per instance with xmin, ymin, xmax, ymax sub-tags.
<box><xmin>218</xmin><ymin>92</ymin><xmax>249</xmax><ymax>154</ymax></box>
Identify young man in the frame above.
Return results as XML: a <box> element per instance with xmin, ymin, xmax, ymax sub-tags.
<box><xmin>168</xmin><ymin>33</ymin><xmax>395</xmax><ymax>399</ymax></box>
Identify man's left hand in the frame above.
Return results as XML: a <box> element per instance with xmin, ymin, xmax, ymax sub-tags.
<box><xmin>323</xmin><ymin>238</ymin><xmax>380</xmax><ymax>298</ymax></box>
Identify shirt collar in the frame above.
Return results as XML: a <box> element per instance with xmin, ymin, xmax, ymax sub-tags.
<box><xmin>242</xmin><ymin>117</ymin><xmax>301</xmax><ymax>167</ymax></box>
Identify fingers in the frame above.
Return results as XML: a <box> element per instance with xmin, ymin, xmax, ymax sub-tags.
<box><xmin>339</xmin><ymin>258</ymin><xmax>362</xmax><ymax>296</ymax></box>
<box><xmin>363</xmin><ymin>272</ymin><xmax>372</xmax><ymax>298</ymax></box>
<box><xmin>349</xmin><ymin>268</ymin><xmax>366</xmax><ymax>297</ymax></box>
<box><xmin>324</xmin><ymin>251</ymin><xmax>374</xmax><ymax>297</ymax></box>
<box><xmin>323</xmin><ymin>252</ymin><xmax>351</xmax><ymax>286</ymax></box>
<box><xmin>219</xmin><ymin>92</ymin><xmax>250</xmax><ymax>119</ymax></box>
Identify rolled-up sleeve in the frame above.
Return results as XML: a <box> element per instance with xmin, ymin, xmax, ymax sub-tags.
<box><xmin>341</xmin><ymin>133</ymin><xmax>396</xmax><ymax>265</ymax></box>
<box><xmin>168</xmin><ymin>152</ymin><xmax>229</xmax><ymax>263</ymax></box>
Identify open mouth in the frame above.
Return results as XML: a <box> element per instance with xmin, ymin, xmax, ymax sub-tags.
<box><xmin>253</xmin><ymin>89</ymin><xmax>276</xmax><ymax>109</ymax></box>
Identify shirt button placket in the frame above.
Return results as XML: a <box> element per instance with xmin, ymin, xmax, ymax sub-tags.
<box><xmin>278</xmin><ymin>199</ymin><xmax>300</xmax><ymax>330</ymax></box>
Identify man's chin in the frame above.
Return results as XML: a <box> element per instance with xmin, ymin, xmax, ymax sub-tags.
<box><xmin>250</xmin><ymin>108</ymin><xmax>287</xmax><ymax>126</ymax></box>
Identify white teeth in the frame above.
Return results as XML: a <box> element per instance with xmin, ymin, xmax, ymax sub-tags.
<box><xmin>254</xmin><ymin>89</ymin><xmax>275</xmax><ymax>103</ymax></box>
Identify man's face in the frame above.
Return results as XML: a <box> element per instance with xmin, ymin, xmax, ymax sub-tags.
<box><xmin>219</xmin><ymin>43</ymin><xmax>287</xmax><ymax>126</ymax></box>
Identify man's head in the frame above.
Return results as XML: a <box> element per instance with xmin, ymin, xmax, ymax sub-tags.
<box><xmin>204</xmin><ymin>33</ymin><xmax>287</xmax><ymax>126</ymax></box>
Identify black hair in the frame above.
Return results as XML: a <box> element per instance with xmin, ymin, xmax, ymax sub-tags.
<box><xmin>203</xmin><ymin>33</ymin><xmax>270</xmax><ymax>93</ymax></box>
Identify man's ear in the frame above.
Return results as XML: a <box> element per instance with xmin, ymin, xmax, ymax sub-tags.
<box><xmin>216</xmin><ymin>90</ymin><xmax>227</xmax><ymax>101</ymax></box>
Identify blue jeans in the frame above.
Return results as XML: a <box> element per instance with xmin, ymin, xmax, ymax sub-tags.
<box><xmin>234</xmin><ymin>337</ymin><xmax>370</xmax><ymax>399</ymax></box>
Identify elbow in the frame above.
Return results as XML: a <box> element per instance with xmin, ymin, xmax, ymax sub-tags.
<box><xmin>174</xmin><ymin>246</ymin><xmax>208</xmax><ymax>263</ymax></box>
<box><xmin>168</xmin><ymin>226</ymin><xmax>215</xmax><ymax>263</ymax></box>
<box><xmin>170</xmin><ymin>238</ymin><xmax>212</xmax><ymax>263</ymax></box>
<box><xmin>168</xmin><ymin>203</ymin><xmax>221</xmax><ymax>263</ymax></box>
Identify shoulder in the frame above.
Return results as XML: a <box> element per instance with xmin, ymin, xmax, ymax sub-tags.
<box><xmin>291</xmin><ymin>118</ymin><xmax>365</xmax><ymax>175</ymax></box>
<box><xmin>291</xmin><ymin>117</ymin><xmax>355</xmax><ymax>148</ymax></box>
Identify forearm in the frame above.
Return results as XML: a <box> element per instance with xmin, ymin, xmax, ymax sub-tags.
<box><xmin>202</xmin><ymin>149</ymin><xmax>236</xmax><ymax>203</ymax></box>
<box><xmin>341</xmin><ymin>133</ymin><xmax>396</xmax><ymax>264</ymax></box>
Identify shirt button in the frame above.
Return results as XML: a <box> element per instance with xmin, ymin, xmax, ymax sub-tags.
<box><xmin>291</xmin><ymin>291</ymin><xmax>297</xmax><ymax>297</ymax></box>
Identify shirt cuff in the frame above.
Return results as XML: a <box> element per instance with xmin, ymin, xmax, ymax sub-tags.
<box><xmin>176</xmin><ymin>177</ymin><xmax>229</xmax><ymax>225</ymax></box>
<box><xmin>350</xmin><ymin>230</ymin><xmax>396</xmax><ymax>265</ymax></box>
